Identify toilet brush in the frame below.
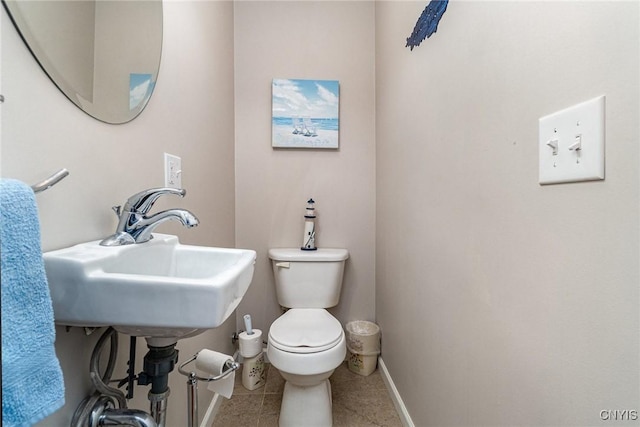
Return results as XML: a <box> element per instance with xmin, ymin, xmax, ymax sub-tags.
<box><xmin>239</xmin><ymin>314</ymin><xmax>265</xmax><ymax>390</ymax></box>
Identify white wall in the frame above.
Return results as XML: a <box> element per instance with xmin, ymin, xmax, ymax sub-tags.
<box><xmin>1</xmin><ymin>2</ymin><xmax>236</xmax><ymax>425</ymax></box>
<box><xmin>4</xmin><ymin>1</ymin><xmax>639</xmax><ymax>426</ymax></box>
<box><xmin>7</xmin><ymin>0</ymin><xmax>96</xmax><ymax>102</ymax></box>
<box><xmin>234</xmin><ymin>1</ymin><xmax>376</xmax><ymax>333</ymax></box>
<box><xmin>376</xmin><ymin>1</ymin><xmax>639</xmax><ymax>426</ymax></box>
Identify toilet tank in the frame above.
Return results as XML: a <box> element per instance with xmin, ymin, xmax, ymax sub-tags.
<box><xmin>268</xmin><ymin>248</ymin><xmax>349</xmax><ymax>308</ymax></box>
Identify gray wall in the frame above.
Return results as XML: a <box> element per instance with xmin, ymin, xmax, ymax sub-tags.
<box><xmin>234</xmin><ymin>1</ymin><xmax>376</xmax><ymax>334</ymax></box>
<box><xmin>2</xmin><ymin>1</ymin><xmax>638</xmax><ymax>426</ymax></box>
<box><xmin>375</xmin><ymin>2</ymin><xmax>639</xmax><ymax>426</ymax></box>
<box><xmin>1</xmin><ymin>2</ymin><xmax>236</xmax><ymax>425</ymax></box>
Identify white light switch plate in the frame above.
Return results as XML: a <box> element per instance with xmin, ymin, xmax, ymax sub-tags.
<box><xmin>164</xmin><ymin>153</ymin><xmax>182</xmax><ymax>188</ymax></box>
<box><xmin>539</xmin><ymin>96</ymin><xmax>605</xmax><ymax>185</ymax></box>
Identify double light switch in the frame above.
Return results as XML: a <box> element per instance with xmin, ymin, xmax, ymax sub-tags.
<box><xmin>538</xmin><ymin>95</ymin><xmax>605</xmax><ymax>185</ymax></box>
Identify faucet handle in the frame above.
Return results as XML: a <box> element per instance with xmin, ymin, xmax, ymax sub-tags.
<box><xmin>112</xmin><ymin>205</ymin><xmax>122</xmax><ymax>218</ymax></box>
<box><xmin>124</xmin><ymin>187</ymin><xmax>186</xmax><ymax>215</ymax></box>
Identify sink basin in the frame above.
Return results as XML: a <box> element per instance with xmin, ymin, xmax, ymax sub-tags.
<box><xmin>43</xmin><ymin>234</ymin><xmax>256</xmax><ymax>341</ymax></box>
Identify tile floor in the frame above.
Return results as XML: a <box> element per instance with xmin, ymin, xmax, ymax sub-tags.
<box><xmin>212</xmin><ymin>362</ymin><xmax>403</xmax><ymax>427</ymax></box>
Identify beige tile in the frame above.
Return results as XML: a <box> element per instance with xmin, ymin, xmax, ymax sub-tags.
<box><xmin>333</xmin><ymin>402</ymin><xmax>380</xmax><ymax>427</ymax></box>
<box><xmin>215</xmin><ymin>362</ymin><xmax>402</xmax><ymax>427</ymax></box>
<box><xmin>264</xmin><ymin>366</ymin><xmax>285</xmax><ymax>394</ymax></box>
<box><xmin>331</xmin><ymin>362</ymin><xmax>387</xmax><ymax>395</ymax></box>
<box><xmin>212</xmin><ymin>410</ymin><xmax>258</xmax><ymax>427</ymax></box>
<box><xmin>217</xmin><ymin>394</ymin><xmax>263</xmax><ymax>416</ymax></box>
<box><xmin>260</xmin><ymin>393</ymin><xmax>282</xmax><ymax>415</ymax></box>
<box><xmin>257</xmin><ymin>413</ymin><xmax>279</xmax><ymax>427</ymax></box>
<box><xmin>333</xmin><ymin>387</ymin><xmax>402</xmax><ymax>427</ymax></box>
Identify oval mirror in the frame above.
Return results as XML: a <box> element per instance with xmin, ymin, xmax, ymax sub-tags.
<box><xmin>2</xmin><ymin>0</ymin><xmax>162</xmax><ymax>124</ymax></box>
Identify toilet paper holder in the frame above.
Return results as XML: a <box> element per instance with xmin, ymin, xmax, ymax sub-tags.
<box><xmin>178</xmin><ymin>353</ymin><xmax>239</xmax><ymax>427</ymax></box>
<box><xmin>177</xmin><ymin>354</ymin><xmax>239</xmax><ymax>382</ymax></box>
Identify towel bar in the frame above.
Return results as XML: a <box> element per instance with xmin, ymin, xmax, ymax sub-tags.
<box><xmin>31</xmin><ymin>168</ymin><xmax>69</xmax><ymax>193</ymax></box>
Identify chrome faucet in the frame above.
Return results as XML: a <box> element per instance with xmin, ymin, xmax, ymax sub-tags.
<box><xmin>100</xmin><ymin>187</ymin><xmax>199</xmax><ymax>246</ymax></box>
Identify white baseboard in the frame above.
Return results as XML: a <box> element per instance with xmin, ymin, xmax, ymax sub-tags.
<box><xmin>378</xmin><ymin>357</ymin><xmax>415</xmax><ymax>427</ymax></box>
<box><xmin>199</xmin><ymin>393</ymin><xmax>224</xmax><ymax>427</ymax></box>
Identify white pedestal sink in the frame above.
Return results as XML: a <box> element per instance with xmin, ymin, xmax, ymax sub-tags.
<box><xmin>44</xmin><ymin>234</ymin><xmax>256</xmax><ymax>344</ymax></box>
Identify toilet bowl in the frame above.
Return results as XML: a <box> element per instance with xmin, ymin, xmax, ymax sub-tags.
<box><xmin>268</xmin><ymin>309</ymin><xmax>346</xmax><ymax>426</ymax></box>
<box><xmin>267</xmin><ymin>248</ymin><xmax>349</xmax><ymax>427</ymax></box>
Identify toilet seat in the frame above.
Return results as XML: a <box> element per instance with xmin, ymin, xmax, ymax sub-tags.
<box><xmin>269</xmin><ymin>309</ymin><xmax>343</xmax><ymax>354</ymax></box>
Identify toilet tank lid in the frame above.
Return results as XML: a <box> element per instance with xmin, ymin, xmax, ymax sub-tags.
<box><xmin>268</xmin><ymin>248</ymin><xmax>349</xmax><ymax>262</ymax></box>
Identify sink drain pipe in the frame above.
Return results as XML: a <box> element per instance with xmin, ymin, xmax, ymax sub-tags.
<box><xmin>71</xmin><ymin>329</ymin><xmax>181</xmax><ymax>427</ymax></box>
<box><xmin>137</xmin><ymin>343</ymin><xmax>179</xmax><ymax>427</ymax></box>
<box><xmin>72</xmin><ymin>328</ymin><xmax>156</xmax><ymax>427</ymax></box>
<box><xmin>97</xmin><ymin>403</ymin><xmax>157</xmax><ymax>427</ymax></box>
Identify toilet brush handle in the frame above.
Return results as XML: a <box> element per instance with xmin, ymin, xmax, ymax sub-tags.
<box><xmin>243</xmin><ymin>314</ymin><xmax>254</xmax><ymax>335</ymax></box>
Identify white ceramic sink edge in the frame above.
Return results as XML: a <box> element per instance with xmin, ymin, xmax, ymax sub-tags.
<box><xmin>43</xmin><ymin>233</ymin><xmax>256</xmax><ymax>340</ymax></box>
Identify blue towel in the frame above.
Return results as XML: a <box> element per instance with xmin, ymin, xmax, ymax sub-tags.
<box><xmin>1</xmin><ymin>179</ymin><xmax>65</xmax><ymax>427</ymax></box>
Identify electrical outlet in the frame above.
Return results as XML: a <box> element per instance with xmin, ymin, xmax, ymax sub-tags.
<box><xmin>164</xmin><ymin>153</ymin><xmax>182</xmax><ymax>188</ymax></box>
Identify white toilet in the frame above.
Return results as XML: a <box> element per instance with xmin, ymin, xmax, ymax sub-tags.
<box><xmin>267</xmin><ymin>248</ymin><xmax>349</xmax><ymax>427</ymax></box>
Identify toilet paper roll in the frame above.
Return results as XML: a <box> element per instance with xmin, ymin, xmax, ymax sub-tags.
<box><xmin>195</xmin><ymin>349</ymin><xmax>235</xmax><ymax>398</ymax></box>
<box><xmin>239</xmin><ymin>329</ymin><xmax>262</xmax><ymax>358</ymax></box>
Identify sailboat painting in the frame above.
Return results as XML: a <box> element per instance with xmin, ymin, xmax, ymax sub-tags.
<box><xmin>272</xmin><ymin>79</ymin><xmax>340</xmax><ymax>148</ymax></box>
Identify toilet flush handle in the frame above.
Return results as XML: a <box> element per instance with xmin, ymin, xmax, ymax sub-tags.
<box><xmin>275</xmin><ymin>262</ymin><xmax>290</xmax><ymax>269</ymax></box>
